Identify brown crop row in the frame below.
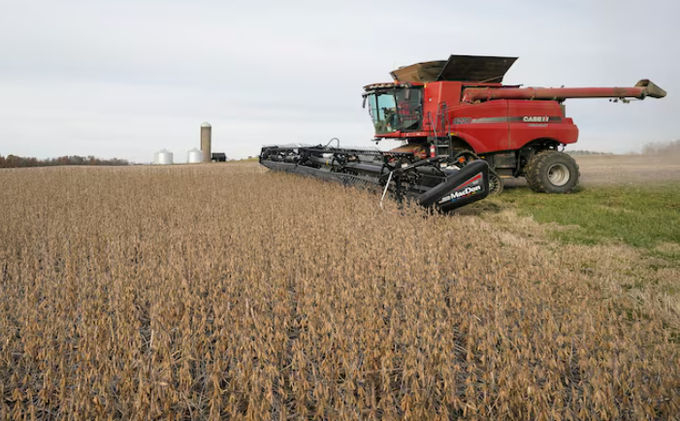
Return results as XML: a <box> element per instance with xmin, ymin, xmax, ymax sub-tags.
<box><xmin>0</xmin><ymin>164</ymin><xmax>678</xmax><ymax>420</ymax></box>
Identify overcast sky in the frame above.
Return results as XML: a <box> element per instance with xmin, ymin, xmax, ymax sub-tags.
<box><xmin>1</xmin><ymin>0</ymin><xmax>678</xmax><ymax>162</ymax></box>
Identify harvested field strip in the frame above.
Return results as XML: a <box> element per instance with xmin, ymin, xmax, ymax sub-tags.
<box><xmin>0</xmin><ymin>165</ymin><xmax>678</xmax><ymax>420</ymax></box>
<box><xmin>483</xmin><ymin>183</ymin><xmax>680</xmax><ymax>339</ymax></box>
<box><xmin>497</xmin><ymin>183</ymin><xmax>680</xmax><ymax>250</ymax></box>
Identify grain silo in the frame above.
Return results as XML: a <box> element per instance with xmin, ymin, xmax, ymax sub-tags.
<box><xmin>200</xmin><ymin>122</ymin><xmax>212</xmax><ymax>163</ymax></box>
<box><xmin>187</xmin><ymin>148</ymin><xmax>203</xmax><ymax>164</ymax></box>
<box><xmin>156</xmin><ymin>149</ymin><xmax>173</xmax><ymax>165</ymax></box>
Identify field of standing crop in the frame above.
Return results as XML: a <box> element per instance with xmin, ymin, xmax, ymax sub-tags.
<box><xmin>1</xmin><ymin>163</ymin><xmax>678</xmax><ymax>420</ymax></box>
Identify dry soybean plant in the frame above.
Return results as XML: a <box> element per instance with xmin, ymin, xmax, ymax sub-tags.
<box><xmin>0</xmin><ymin>164</ymin><xmax>678</xmax><ymax>420</ymax></box>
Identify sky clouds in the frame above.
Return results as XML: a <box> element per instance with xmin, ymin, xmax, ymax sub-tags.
<box><xmin>1</xmin><ymin>0</ymin><xmax>677</xmax><ymax>161</ymax></box>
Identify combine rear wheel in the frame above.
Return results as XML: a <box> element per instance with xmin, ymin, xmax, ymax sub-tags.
<box><xmin>525</xmin><ymin>150</ymin><xmax>579</xmax><ymax>193</ymax></box>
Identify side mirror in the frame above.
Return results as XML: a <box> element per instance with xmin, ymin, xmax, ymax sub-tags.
<box><xmin>362</xmin><ymin>96</ymin><xmax>367</xmax><ymax>109</ymax></box>
<box><xmin>404</xmin><ymin>88</ymin><xmax>411</xmax><ymax>101</ymax></box>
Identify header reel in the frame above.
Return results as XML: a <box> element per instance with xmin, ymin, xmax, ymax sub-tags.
<box><xmin>260</xmin><ymin>144</ymin><xmax>489</xmax><ymax>213</ymax></box>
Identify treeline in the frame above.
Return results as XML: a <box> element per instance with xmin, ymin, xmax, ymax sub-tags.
<box><xmin>0</xmin><ymin>155</ymin><xmax>129</xmax><ymax>168</ymax></box>
<box><xmin>566</xmin><ymin>150</ymin><xmax>614</xmax><ymax>156</ymax></box>
<box><xmin>642</xmin><ymin>139</ymin><xmax>680</xmax><ymax>155</ymax></box>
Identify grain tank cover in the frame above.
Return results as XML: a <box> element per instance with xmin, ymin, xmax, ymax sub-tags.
<box><xmin>389</xmin><ymin>60</ymin><xmax>447</xmax><ymax>83</ymax></box>
<box><xmin>391</xmin><ymin>55</ymin><xmax>518</xmax><ymax>84</ymax></box>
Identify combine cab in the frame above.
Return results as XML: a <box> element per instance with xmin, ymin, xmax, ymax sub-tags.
<box><xmin>261</xmin><ymin>55</ymin><xmax>666</xmax><ymax>211</ymax></box>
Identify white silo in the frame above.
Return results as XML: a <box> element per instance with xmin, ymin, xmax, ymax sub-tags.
<box><xmin>156</xmin><ymin>149</ymin><xmax>173</xmax><ymax>165</ymax></box>
<box><xmin>187</xmin><ymin>148</ymin><xmax>203</xmax><ymax>164</ymax></box>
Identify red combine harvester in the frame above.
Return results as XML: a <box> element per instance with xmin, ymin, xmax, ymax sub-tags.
<box><xmin>260</xmin><ymin>55</ymin><xmax>666</xmax><ymax>212</ymax></box>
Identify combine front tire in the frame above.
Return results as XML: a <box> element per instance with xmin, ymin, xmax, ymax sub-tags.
<box><xmin>525</xmin><ymin>150</ymin><xmax>579</xmax><ymax>193</ymax></box>
<box><xmin>488</xmin><ymin>169</ymin><xmax>504</xmax><ymax>196</ymax></box>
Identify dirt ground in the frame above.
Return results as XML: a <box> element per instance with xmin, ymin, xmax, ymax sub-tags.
<box><xmin>575</xmin><ymin>153</ymin><xmax>680</xmax><ymax>185</ymax></box>
<box><xmin>503</xmin><ymin>153</ymin><xmax>680</xmax><ymax>187</ymax></box>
